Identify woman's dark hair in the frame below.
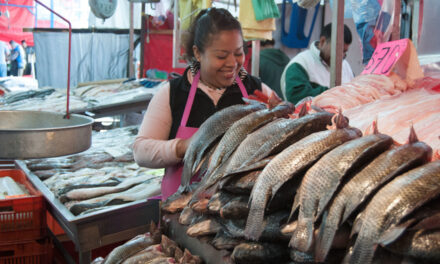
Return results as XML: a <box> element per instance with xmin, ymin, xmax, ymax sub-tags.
<box><xmin>185</xmin><ymin>8</ymin><xmax>243</xmax><ymax>62</ymax></box>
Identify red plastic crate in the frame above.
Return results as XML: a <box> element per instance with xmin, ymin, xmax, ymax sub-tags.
<box><xmin>0</xmin><ymin>169</ymin><xmax>46</xmax><ymax>243</ymax></box>
<box><xmin>0</xmin><ymin>238</ymin><xmax>53</xmax><ymax>264</ymax></box>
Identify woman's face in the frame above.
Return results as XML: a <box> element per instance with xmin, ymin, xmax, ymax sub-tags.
<box><xmin>193</xmin><ymin>29</ymin><xmax>245</xmax><ymax>89</ymax></box>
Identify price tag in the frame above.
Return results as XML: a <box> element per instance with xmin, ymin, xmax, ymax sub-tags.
<box><xmin>361</xmin><ymin>39</ymin><xmax>409</xmax><ymax>75</ymax></box>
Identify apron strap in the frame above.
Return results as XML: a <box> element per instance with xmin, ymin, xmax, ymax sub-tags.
<box><xmin>180</xmin><ymin>71</ymin><xmax>200</xmax><ymax>127</ymax></box>
<box><xmin>236</xmin><ymin>75</ymin><xmax>249</xmax><ymax>98</ymax></box>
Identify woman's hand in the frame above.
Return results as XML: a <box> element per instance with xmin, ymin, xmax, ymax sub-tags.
<box><xmin>176</xmin><ymin>137</ymin><xmax>192</xmax><ymax>159</ymax></box>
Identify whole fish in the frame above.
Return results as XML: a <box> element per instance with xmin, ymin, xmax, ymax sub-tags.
<box><xmin>186</xmin><ymin>218</ymin><xmax>222</xmax><ymax>237</ymax></box>
<box><xmin>200</xmin><ymin>102</ymin><xmax>295</xmax><ymax>192</ymax></box>
<box><xmin>345</xmin><ymin>161</ymin><xmax>440</xmax><ymax>264</ymax></box>
<box><xmin>290</xmin><ymin>132</ymin><xmax>393</xmax><ymax>252</ymax></box>
<box><xmin>245</xmin><ymin>113</ymin><xmax>361</xmax><ymax>241</ymax></box>
<box><xmin>231</xmin><ymin>242</ymin><xmax>289</xmax><ymax>264</ymax></box>
<box><xmin>181</xmin><ymin>102</ymin><xmax>266</xmax><ymax>190</ymax></box>
<box><xmin>102</xmin><ymin>233</ymin><xmax>155</xmax><ymax>264</ymax></box>
<box><xmin>236</xmin><ymin>111</ymin><xmax>333</xmax><ymax>173</ymax></box>
<box><xmin>219</xmin><ymin>170</ymin><xmax>261</xmax><ymax>195</ymax></box>
<box><xmin>121</xmin><ymin>245</ymin><xmax>164</xmax><ymax>264</ymax></box>
<box><xmin>316</xmin><ymin>128</ymin><xmax>432</xmax><ymax>263</ymax></box>
<box><xmin>220</xmin><ymin>195</ymin><xmax>249</xmax><ymax>219</ymax></box>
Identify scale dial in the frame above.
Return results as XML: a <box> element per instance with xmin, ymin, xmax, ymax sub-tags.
<box><xmin>89</xmin><ymin>0</ymin><xmax>118</xmax><ymax>19</ymax></box>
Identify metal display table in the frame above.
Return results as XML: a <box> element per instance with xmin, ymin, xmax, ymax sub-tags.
<box><xmin>16</xmin><ymin>161</ymin><xmax>160</xmax><ymax>264</ymax></box>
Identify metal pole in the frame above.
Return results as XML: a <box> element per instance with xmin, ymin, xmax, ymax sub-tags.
<box><xmin>251</xmin><ymin>40</ymin><xmax>260</xmax><ymax>77</ymax></box>
<box><xmin>411</xmin><ymin>0</ymin><xmax>420</xmax><ymax>51</ymax></box>
<box><xmin>390</xmin><ymin>0</ymin><xmax>401</xmax><ymax>41</ymax></box>
<box><xmin>34</xmin><ymin>0</ymin><xmax>71</xmax><ymax>118</ymax></box>
<box><xmin>140</xmin><ymin>3</ymin><xmax>146</xmax><ymax>78</ymax></box>
<box><xmin>330</xmin><ymin>0</ymin><xmax>344</xmax><ymax>88</ymax></box>
<box><xmin>129</xmin><ymin>2</ymin><xmax>135</xmax><ymax>78</ymax></box>
<box><xmin>172</xmin><ymin>0</ymin><xmax>179</xmax><ymax>68</ymax></box>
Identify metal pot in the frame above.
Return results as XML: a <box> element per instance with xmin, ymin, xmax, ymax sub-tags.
<box><xmin>0</xmin><ymin>110</ymin><xmax>94</xmax><ymax>159</ymax></box>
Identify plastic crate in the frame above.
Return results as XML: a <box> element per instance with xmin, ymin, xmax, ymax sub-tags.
<box><xmin>0</xmin><ymin>238</ymin><xmax>53</xmax><ymax>264</ymax></box>
<box><xmin>0</xmin><ymin>169</ymin><xmax>46</xmax><ymax>243</ymax></box>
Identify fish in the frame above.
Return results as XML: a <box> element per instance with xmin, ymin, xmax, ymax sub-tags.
<box><xmin>181</xmin><ymin>102</ymin><xmax>266</xmax><ymax>191</ymax></box>
<box><xmin>220</xmin><ymin>195</ymin><xmax>249</xmax><ymax>219</ymax></box>
<box><xmin>161</xmin><ymin>190</ymin><xmax>194</xmax><ymax>214</ymax></box>
<box><xmin>186</xmin><ymin>218</ymin><xmax>222</xmax><ymax>237</ymax></box>
<box><xmin>290</xmin><ymin>132</ymin><xmax>393</xmax><ymax>252</ymax></box>
<box><xmin>245</xmin><ymin>112</ymin><xmax>361</xmax><ymax>241</ymax></box>
<box><xmin>235</xmin><ymin>111</ymin><xmax>334</xmax><ymax>173</ymax></box>
<box><xmin>190</xmin><ymin>198</ymin><xmax>210</xmax><ymax>213</ymax></box>
<box><xmin>316</xmin><ymin>128</ymin><xmax>432</xmax><ymax>263</ymax></box>
<box><xmin>121</xmin><ymin>245</ymin><xmax>165</xmax><ymax>264</ymax></box>
<box><xmin>197</xmin><ymin>102</ymin><xmax>295</xmax><ymax>195</ymax></box>
<box><xmin>63</xmin><ymin>174</ymin><xmax>157</xmax><ymax>201</ymax></box>
<box><xmin>178</xmin><ymin>206</ymin><xmax>197</xmax><ymax>226</ymax></box>
<box><xmin>231</xmin><ymin>242</ymin><xmax>289</xmax><ymax>264</ymax></box>
<box><xmin>207</xmin><ymin>191</ymin><xmax>236</xmax><ymax>215</ymax></box>
<box><xmin>102</xmin><ymin>233</ymin><xmax>156</xmax><ymax>264</ymax></box>
<box><xmin>345</xmin><ymin>161</ymin><xmax>440</xmax><ymax>264</ymax></box>
<box><xmin>385</xmin><ymin>227</ymin><xmax>440</xmax><ymax>261</ymax></box>
<box><xmin>211</xmin><ymin>230</ymin><xmax>244</xmax><ymax>250</ymax></box>
<box><xmin>178</xmin><ymin>248</ymin><xmax>202</xmax><ymax>264</ymax></box>
<box><xmin>219</xmin><ymin>170</ymin><xmax>261</xmax><ymax>195</ymax></box>
<box><xmin>160</xmin><ymin>235</ymin><xmax>182</xmax><ymax>261</ymax></box>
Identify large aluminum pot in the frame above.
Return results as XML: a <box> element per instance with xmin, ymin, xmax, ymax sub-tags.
<box><xmin>0</xmin><ymin>110</ymin><xmax>94</xmax><ymax>159</ymax></box>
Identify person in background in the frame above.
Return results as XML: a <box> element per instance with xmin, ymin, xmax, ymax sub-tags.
<box><xmin>133</xmin><ymin>8</ymin><xmax>275</xmax><ymax>200</ymax></box>
<box><xmin>259</xmin><ymin>39</ymin><xmax>290</xmax><ymax>98</ymax></box>
<box><xmin>280</xmin><ymin>23</ymin><xmax>354</xmax><ymax>104</ymax></box>
<box><xmin>9</xmin><ymin>40</ymin><xmax>26</xmax><ymax>76</ymax></box>
<box><xmin>21</xmin><ymin>40</ymin><xmax>35</xmax><ymax>76</ymax></box>
<box><xmin>0</xmin><ymin>40</ymin><xmax>10</xmax><ymax>77</ymax></box>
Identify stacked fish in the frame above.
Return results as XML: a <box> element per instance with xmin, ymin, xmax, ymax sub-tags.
<box><xmin>24</xmin><ymin>126</ymin><xmax>164</xmax><ymax>216</ymax></box>
<box><xmin>162</xmin><ymin>100</ymin><xmax>440</xmax><ymax>264</ymax></box>
<box><xmin>94</xmin><ymin>223</ymin><xmax>202</xmax><ymax>264</ymax></box>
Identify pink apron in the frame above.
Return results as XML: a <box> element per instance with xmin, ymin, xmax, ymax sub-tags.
<box><xmin>160</xmin><ymin>71</ymin><xmax>249</xmax><ymax>201</ymax></box>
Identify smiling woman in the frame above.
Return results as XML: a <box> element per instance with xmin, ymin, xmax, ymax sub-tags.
<box><xmin>132</xmin><ymin>7</ymin><xmax>275</xmax><ymax>200</ymax></box>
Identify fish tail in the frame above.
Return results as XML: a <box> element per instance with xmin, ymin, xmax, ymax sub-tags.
<box><xmin>288</xmin><ymin>193</ymin><xmax>300</xmax><ymax>222</ymax></box>
<box><xmin>244</xmin><ymin>186</ymin><xmax>270</xmax><ymax>241</ymax></box>
<box><xmin>315</xmin><ymin>209</ymin><xmax>340</xmax><ymax>263</ymax></box>
<box><xmin>289</xmin><ymin>217</ymin><xmax>314</xmax><ymax>252</ymax></box>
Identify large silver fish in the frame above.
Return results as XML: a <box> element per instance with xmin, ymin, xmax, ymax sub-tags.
<box><xmin>102</xmin><ymin>233</ymin><xmax>156</xmax><ymax>264</ymax></box>
<box><xmin>245</xmin><ymin>113</ymin><xmax>362</xmax><ymax>241</ymax></box>
<box><xmin>181</xmin><ymin>102</ymin><xmax>266</xmax><ymax>191</ymax></box>
<box><xmin>345</xmin><ymin>161</ymin><xmax>440</xmax><ymax>264</ymax></box>
<box><xmin>316</xmin><ymin>128</ymin><xmax>432</xmax><ymax>263</ymax></box>
<box><xmin>193</xmin><ymin>102</ymin><xmax>294</xmax><ymax>198</ymax></box>
<box><xmin>290</xmin><ymin>132</ymin><xmax>393</xmax><ymax>252</ymax></box>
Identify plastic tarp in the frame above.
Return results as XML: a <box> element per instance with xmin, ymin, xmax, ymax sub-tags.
<box><xmin>0</xmin><ymin>0</ymin><xmax>34</xmax><ymax>45</ymax></box>
<box><xmin>34</xmin><ymin>31</ymin><xmax>139</xmax><ymax>89</ymax></box>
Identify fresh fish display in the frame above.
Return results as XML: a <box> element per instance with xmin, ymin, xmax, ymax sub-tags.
<box><xmin>181</xmin><ymin>102</ymin><xmax>266</xmax><ymax>190</ymax></box>
<box><xmin>346</xmin><ymin>161</ymin><xmax>440</xmax><ymax>264</ymax></box>
<box><xmin>291</xmin><ymin>131</ymin><xmax>393</xmax><ymax>252</ymax></box>
<box><xmin>316</xmin><ymin>128</ymin><xmax>432</xmax><ymax>262</ymax></box>
<box><xmin>245</xmin><ymin>113</ymin><xmax>361</xmax><ymax>241</ymax></box>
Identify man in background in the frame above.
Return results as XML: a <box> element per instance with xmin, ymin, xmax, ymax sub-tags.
<box><xmin>0</xmin><ymin>40</ymin><xmax>9</xmax><ymax>77</ymax></box>
<box><xmin>9</xmin><ymin>40</ymin><xmax>26</xmax><ymax>76</ymax></box>
<box><xmin>22</xmin><ymin>40</ymin><xmax>35</xmax><ymax>76</ymax></box>
<box><xmin>259</xmin><ymin>39</ymin><xmax>290</xmax><ymax>98</ymax></box>
<box><xmin>280</xmin><ymin>23</ymin><xmax>354</xmax><ymax>104</ymax></box>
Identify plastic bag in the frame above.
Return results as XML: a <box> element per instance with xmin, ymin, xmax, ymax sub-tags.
<box><xmin>296</xmin><ymin>0</ymin><xmax>320</xmax><ymax>9</ymax></box>
<box><xmin>251</xmin><ymin>0</ymin><xmax>280</xmax><ymax>21</ymax></box>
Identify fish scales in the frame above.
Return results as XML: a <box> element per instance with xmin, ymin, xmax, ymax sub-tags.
<box><xmin>219</xmin><ymin>170</ymin><xmax>261</xmax><ymax>195</ymax></box>
<box><xmin>201</xmin><ymin>102</ymin><xmax>294</xmax><ymax>189</ymax></box>
<box><xmin>245</xmin><ymin>127</ymin><xmax>361</xmax><ymax>241</ymax></box>
<box><xmin>238</xmin><ymin>112</ymin><xmax>333</xmax><ymax>172</ymax></box>
<box><xmin>316</xmin><ymin>141</ymin><xmax>432</xmax><ymax>262</ymax></box>
<box><xmin>291</xmin><ymin>133</ymin><xmax>393</xmax><ymax>252</ymax></box>
<box><xmin>347</xmin><ymin>161</ymin><xmax>440</xmax><ymax>264</ymax></box>
<box><xmin>181</xmin><ymin>102</ymin><xmax>266</xmax><ymax>189</ymax></box>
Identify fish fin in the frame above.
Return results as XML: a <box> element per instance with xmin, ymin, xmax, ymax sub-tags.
<box><xmin>315</xmin><ymin>210</ymin><xmax>332</xmax><ymax>263</ymax></box>
<box><xmin>288</xmin><ymin>192</ymin><xmax>300</xmax><ymax>223</ymax></box>
<box><xmin>363</xmin><ymin>118</ymin><xmax>379</xmax><ymax>136</ymax></box>
<box><xmin>379</xmin><ymin>221</ymin><xmax>414</xmax><ymax>246</ymax></box>
<box><xmin>244</xmin><ymin>187</ymin><xmax>271</xmax><ymax>241</ymax></box>
<box><xmin>297</xmin><ymin>101</ymin><xmax>309</xmax><ymax>117</ymax></box>
<box><xmin>407</xmin><ymin>123</ymin><xmax>419</xmax><ymax>144</ymax></box>
<box><xmin>289</xmin><ymin>217</ymin><xmax>314</xmax><ymax>252</ymax></box>
<box><xmin>267</xmin><ymin>91</ymin><xmax>283</xmax><ymax>109</ymax></box>
<box><xmin>350</xmin><ymin>212</ymin><xmax>363</xmax><ymax>238</ymax></box>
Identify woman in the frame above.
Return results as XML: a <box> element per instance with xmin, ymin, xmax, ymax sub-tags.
<box><xmin>133</xmin><ymin>8</ymin><xmax>274</xmax><ymax>200</ymax></box>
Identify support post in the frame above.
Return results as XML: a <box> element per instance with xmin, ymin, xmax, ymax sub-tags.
<box><xmin>330</xmin><ymin>0</ymin><xmax>344</xmax><ymax>88</ymax></box>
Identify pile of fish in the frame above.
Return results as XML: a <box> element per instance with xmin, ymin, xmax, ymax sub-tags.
<box><xmin>161</xmin><ymin>100</ymin><xmax>440</xmax><ymax>264</ymax></box>
<box><xmin>93</xmin><ymin>222</ymin><xmax>202</xmax><ymax>264</ymax></box>
<box><xmin>23</xmin><ymin>126</ymin><xmax>163</xmax><ymax>216</ymax></box>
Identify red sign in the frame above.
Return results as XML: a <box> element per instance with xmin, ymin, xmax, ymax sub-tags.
<box><xmin>361</xmin><ymin>38</ymin><xmax>409</xmax><ymax>75</ymax></box>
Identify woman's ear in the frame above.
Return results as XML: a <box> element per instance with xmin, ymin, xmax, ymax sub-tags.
<box><xmin>193</xmin><ymin>45</ymin><xmax>201</xmax><ymax>62</ymax></box>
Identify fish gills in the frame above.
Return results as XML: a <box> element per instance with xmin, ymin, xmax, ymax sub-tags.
<box><xmin>181</xmin><ymin>103</ymin><xmax>266</xmax><ymax>190</ymax></box>
<box><xmin>291</xmin><ymin>133</ymin><xmax>392</xmax><ymax>253</ymax></box>
<box><xmin>347</xmin><ymin>161</ymin><xmax>440</xmax><ymax>264</ymax></box>
<box><xmin>245</xmin><ymin>127</ymin><xmax>361</xmax><ymax>241</ymax></box>
<box><xmin>315</xmin><ymin>141</ymin><xmax>432</xmax><ymax>263</ymax></box>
